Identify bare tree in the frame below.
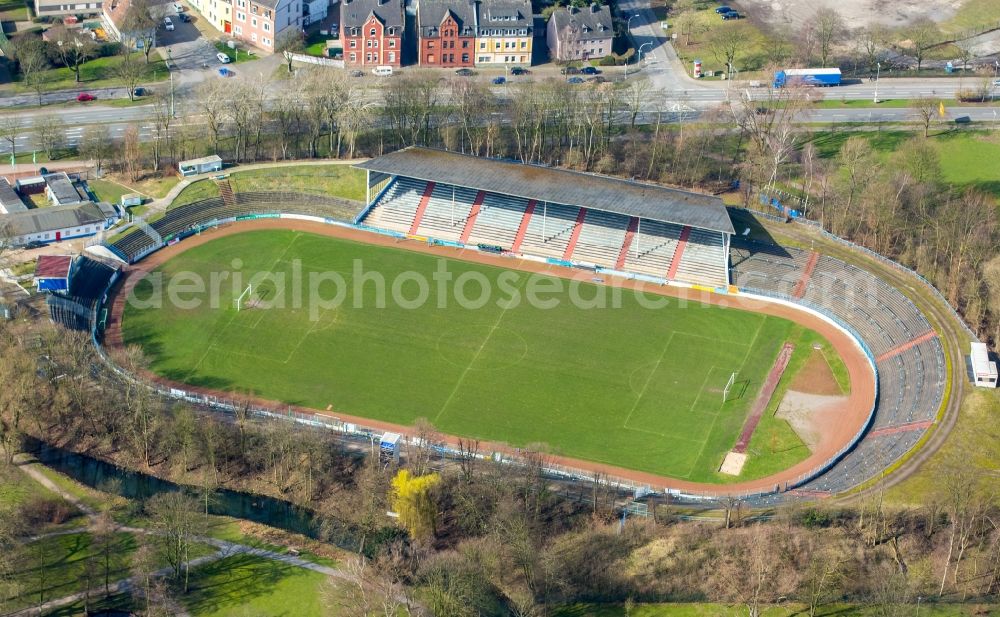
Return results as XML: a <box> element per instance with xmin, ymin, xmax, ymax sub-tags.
<box><xmin>49</xmin><ymin>25</ymin><xmax>98</xmax><ymax>83</ymax></box>
<box><xmin>196</xmin><ymin>80</ymin><xmax>228</xmax><ymax>155</ymax></box>
<box><xmin>0</xmin><ymin>115</ymin><xmax>23</xmax><ymax>161</ymax></box>
<box><xmin>10</xmin><ymin>37</ymin><xmax>48</xmax><ymax>106</ymax></box>
<box><xmin>115</xmin><ymin>49</ymin><xmax>146</xmax><ymax>101</ymax></box>
<box><xmin>911</xmin><ymin>96</ymin><xmax>942</xmax><ymax>137</ymax></box>
<box><xmin>901</xmin><ymin>19</ymin><xmax>941</xmax><ymax>72</ymax></box>
<box><xmin>275</xmin><ymin>27</ymin><xmax>306</xmax><ymax>74</ymax></box>
<box><xmin>857</xmin><ymin>22</ymin><xmax>889</xmax><ymax>74</ymax></box>
<box><xmin>812</xmin><ymin>8</ymin><xmax>845</xmax><ymax>67</ymax></box>
<box><xmin>80</xmin><ymin>124</ymin><xmax>114</xmax><ymax>173</ymax></box>
<box><xmin>146</xmin><ymin>492</ymin><xmax>204</xmax><ymax>593</ymax></box>
<box><xmin>34</xmin><ymin>114</ymin><xmax>66</xmax><ymax>160</ymax></box>
<box><xmin>122</xmin><ymin>0</ymin><xmax>164</xmax><ymax>64</ymax></box>
<box><xmin>706</xmin><ymin>21</ymin><xmax>754</xmax><ymax>74</ymax></box>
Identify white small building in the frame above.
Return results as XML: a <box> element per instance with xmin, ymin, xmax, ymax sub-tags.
<box><xmin>178</xmin><ymin>155</ymin><xmax>224</xmax><ymax>177</ymax></box>
<box><xmin>2</xmin><ymin>202</ymin><xmax>116</xmax><ymax>246</ymax></box>
<box><xmin>971</xmin><ymin>342</ymin><xmax>998</xmax><ymax>388</ymax></box>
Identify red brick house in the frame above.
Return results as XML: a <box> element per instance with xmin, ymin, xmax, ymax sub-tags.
<box><xmin>341</xmin><ymin>0</ymin><xmax>403</xmax><ymax>67</ymax></box>
<box><xmin>418</xmin><ymin>0</ymin><xmax>476</xmax><ymax>67</ymax></box>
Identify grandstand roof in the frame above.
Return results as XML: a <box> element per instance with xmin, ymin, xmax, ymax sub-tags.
<box><xmin>357</xmin><ymin>147</ymin><xmax>735</xmax><ymax>235</ymax></box>
<box><xmin>35</xmin><ymin>255</ymin><xmax>73</xmax><ymax>279</ymax></box>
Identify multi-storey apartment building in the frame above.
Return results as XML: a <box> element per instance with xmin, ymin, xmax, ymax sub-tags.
<box><xmin>340</xmin><ymin>0</ymin><xmax>403</xmax><ymax>67</ymax></box>
<box><xmin>417</xmin><ymin>0</ymin><xmax>476</xmax><ymax>67</ymax></box>
<box><xmin>473</xmin><ymin>0</ymin><xmax>531</xmax><ymax>65</ymax></box>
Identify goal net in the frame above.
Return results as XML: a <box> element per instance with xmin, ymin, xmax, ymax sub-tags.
<box><xmin>234</xmin><ymin>284</ymin><xmax>253</xmax><ymax>311</ymax></box>
<box><xmin>723</xmin><ymin>371</ymin><xmax>737</xmax><ymax>402</ymax></box>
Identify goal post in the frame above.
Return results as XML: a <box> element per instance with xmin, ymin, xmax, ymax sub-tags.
<box><xmin>723</xmin><ymin>371</ymin><xmax>737</xmax><ymax>402</ymax></box>
<box><xmin>234</xmin><ymin>284</ymin><xmax>252</xmax><ymax>311</ymax></box>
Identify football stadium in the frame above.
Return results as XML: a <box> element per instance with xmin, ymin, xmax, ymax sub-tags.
<box><xmin>90</xmin><ymin>148</ymin><xmax>948</xmax><ymax>501</ymax></box>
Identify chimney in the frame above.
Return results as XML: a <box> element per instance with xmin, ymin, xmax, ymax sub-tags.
<box><xmin>590</xmin><ymin>2</ymin><xmax>598</xmax><ymax>12</ymax></box>
<box><xmin>569</xmin><ymin>5</ymin><xmax>577</xmax><ymax>13</ymax></box>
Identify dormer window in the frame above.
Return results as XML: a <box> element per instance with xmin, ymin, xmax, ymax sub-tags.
<box><xmin>370</xmin><ymin>27</ymin><xmax>375</xmax><ymax>36</ymax></box>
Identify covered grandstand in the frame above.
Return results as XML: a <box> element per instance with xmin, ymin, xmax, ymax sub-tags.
<box><xmin>355</xmin><ymin>148</ymin><xmax>735</xmax><ymax>288</ymax></box>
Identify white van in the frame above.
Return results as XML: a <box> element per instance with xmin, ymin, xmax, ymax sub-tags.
<box><xmin>217</xmin><ymin>52</ymin><xmax>231</xmax><ymax>64</ymax></box>
<box><xmin>371</xmin><ymin>65</ymin><xmax>393</xmax><ymax>77</ymax></box>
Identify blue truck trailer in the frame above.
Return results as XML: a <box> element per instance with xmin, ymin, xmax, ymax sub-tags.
<box><xmin>772</xmin><ymin>68</ymin><xmax>842</xmax><ymax>88</ymax></box>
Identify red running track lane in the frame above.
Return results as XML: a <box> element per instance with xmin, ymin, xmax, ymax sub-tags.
<box><xmin>666</xmin><ymin>225</ymin><xmax>691</xmax><ymax>280</ymax></box>
<box><xmin>866</xmin><ymin>419</ymin><xmax>934</xmax><ymax>438</ymax></box>
<box><xmin>792</xmin><ymin>251</ymin><xmax>819</xmax><ymax>299</ymax></box>
<box><xmin>875</xmin><ymin>330</ymin><xmax>937</xmax><ymax>363</ymax></box>
<box><xmin>511</xmin><ymin>199</ymin><xmax>536</xmax><ymax>253</ymax></box>
<box><xmin>733</xmin><ymin>343</ymin><xmax>795</xmax><ymax>454</ymax></box>
<box><xmin>562</xmin><ymin>208</ymin><xmax>588</xmax><ymax>260</ymax></box>
<box><xmin>459</xmin><ymin>191</ymin><xmax>485</xmax><ymax>244</ymax></box>
<box><xmin>616</xmin><ymin>217</ymin><xmax>639</xmax><ymax>270</ymax></box>
<box><xmin>407</xmin><ymin>181</ymin><xmax>436</xmax><ymax>235</ymax></box>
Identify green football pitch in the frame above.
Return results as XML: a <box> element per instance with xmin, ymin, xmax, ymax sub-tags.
<box><xmin>122</xmin><ymin>229</ymin><xmax>838</xmax><ymax>483</ymax></box>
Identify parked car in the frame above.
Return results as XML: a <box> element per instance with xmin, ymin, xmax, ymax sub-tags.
<box><xmin>567</xmin><ymin>76</ymin><xmax>584</xmax><ymax>84</ymax></box>
<box><xmin>580</xmin><ymin>66</ymin><xmax>600</xmax><ymax>75</ymax></box>
<box><xmin>173</xmin><ymin>2</ymin><xmax>184</xmax><ymax>11</ymax></box>
<box><xmin>492</xmin><ymin>76</ymin><xmax>506</xmax><ymax>85</ymax></box>
<box><xmin>134</xmin><ymin>86</ymin><xmax>151</xmax><ymax>96</ymax></box>
<box><xmin>721</xmin><ymin>11</ymin><xmax>741</xmax><ymax>19</ymax></box>
<box><xmin>76</xmin><ymin>92</ymin><xmax>95</xmax><ymax>102</ymax></box>
<box><xmin>178</xmin><ymin>12</ymin><xmax>190</xmax><ymax>21</ymax></box>
<box><xmin>561</xmin><ymin>66</ymin><xmax>580</xmax><ymax>75</ymax></box>
<box><xmin>372</xmin><ymin>65</ymin><xmax>393</xmax><ymax>77</ymax></box>
<box><xmin>23</xmin><ymin>240</ymin><xmax>47</xmax><ymax>249</ymax></box>
<box><xmin>218</xmin><ymin>67</ymin><xmax>234</xmax><ymax>77</ymax></box>
<box><xmin>587</xmin><ymin>75</ymin><xmax>607</xmax><ymax>83</ymax></box>
<box><xmin>455</xmin><ymin>68</ymin><xmax>474</xmax><ymax>76</ymax></box>
<box><xmin>350</xmin><ymin>69</ymin><xmax>364</xmax><ymax>77</ymax></box>
<box><xmin>510</xmin><ymin>66</ymin><xmax>529</xmax><ymax>75</ymax></box>
<box><xmin>217</xmin><ymin>52</ymin><xmax>231</xmax><ymax>64</ymax></box>
<box><xmin>715</xmin><ymin>5</ymin><xmax>734</xmax><ymax>12</ymax></box>
<box><xmin>163</xmin><ymin>16</ymin><xmax>174</xmax><ymax>30</ymax></box>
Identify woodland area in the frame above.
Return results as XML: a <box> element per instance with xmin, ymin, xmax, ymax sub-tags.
<box><xmin>0</xmin><ymin>318</ymin><xmax>999</xmax><ymax>615</ymax></box>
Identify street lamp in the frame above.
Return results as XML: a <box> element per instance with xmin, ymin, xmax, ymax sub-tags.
<box><xmin>638</xmin><ymin>41</ymin><xmax>652</xmax><ymax>64</ymax></box>
<box><xmin>627</xmin><ymin>13</ymin><xmax>640</xmax><ymax>32</ymax></box>
<box><xmin>873</xmin><ymin>61</ymin><xmax>881</xmax><ymax>104</ymax></box>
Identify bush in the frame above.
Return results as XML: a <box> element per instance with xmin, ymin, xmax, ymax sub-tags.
<box><xmin>598</xmin><ymin>55</ymin><xmax>616</xmax><ymax>66</ymax></box>
<box><xmin>956</xmin><ymin>87</ymin><xmax>988</xmax><ymax>102</ymax></box>
<box><xmin>20</xmin><ymin>496</ymin><xmax>74</xmax><ymax>526</ymax></box>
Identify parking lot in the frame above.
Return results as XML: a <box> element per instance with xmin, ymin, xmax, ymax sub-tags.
<box><xmin>157</xmin><ymin>5</ymin><xmax>224</xmax><ymax>72</ymax></box>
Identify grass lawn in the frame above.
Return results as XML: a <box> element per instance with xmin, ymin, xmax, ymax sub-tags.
<box><xmin>554</xmin><ymin>603</ymin><xmax>1000</xmax><ymax>616</ymax></box>
<box><xmin>170</xmin><ymin>179</ymin><xmax>221</xmax><ymax>208</ymax></box>
<box><xmin>805</xmin><ymin>129</ymin><xmax>1000</xmax><ymax>198</ymax></box>
<box><xmin>0</xmin><ymin>0</ymin><xmax>29</xmax><ymax>21</ymax></box>
<box><xmin>303</xmin><ymin>31</ymin><xmax>331</xmax><ymax>57</ymax></box>
<box><xmin>88</xmin><ymin>178</ymin><xmax>137</xmax><ymax>206</ymax></box>
<box><xmin>214</xmin><ymin>42</ymin><xmax>256</xmax><ymax>64</ymax></box>
<box><xmin>121</xmin><ymin>229</ymin><xmax>843</xmax><ymax>482</ymax></box>
<box><xmin>0</xmin><ymin>463</ymin><xmax>63</xmax><ymax>510</ymax></box>
<box><xmin>11</xmin><ymin>55</ymin><xmax>169</xmax><ymax>94</ymax></box>
<box><xmin>228</xmin><ymin>165</ymin><xmax>366</xmax><ymax>201</ymax></box>
<box><xmin>180</xmin><ymin>554</ymin><xmax>330</xmax><ymax>617</ymax></box>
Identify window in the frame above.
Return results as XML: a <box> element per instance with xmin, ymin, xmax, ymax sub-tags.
<box><xmin>428</xmin><ymin>53</ymin><xmax>435</xmax><ymax>63</ymax></box>
<box><xmin>251</xmin><ymin>16</ymin><xmax>257</xmax><ymax>26</ymax></box>
<box><xmin>263</xmin><ymin>21</ymin><xmax>269</xmax><ymax>31</ymax></box>
<box><xmin>349</xmin><ymin>39</ymin><xmax>356</xmax><ymax>47</ymax></box>
<box><xmin>427</xmin><ymin>40</ymin><xmax>434</xmax><ymax>48</ymax></box>
<box><xmin>388</xmin><ymin>51</ymin><xmax>395</xmax><ymax>62</ymax></box>
<box><xmin>389</xmin><ymin>39</ymin><xmax>395</xmax><ymax>47</ymax></box>
<box><xmin>369</xmin><ymin>27</ymin><xmax>375</xmax><ymax>36</ymax></box>
<box><xmin>251</xmin><ymin>32</ymin><xmax>257</xmax><ymax>41</ymax></box>
<box><xmin>350</xmin><ymin>51</ymin><xmax>356</xmax><ymax>61</ymax></box>
<box><xmin>520</xmin><ymin>40</ymin><xmax>526</xmax><ymax>48</ymax></box>
<box><xmin>461</xmin><ymin>53</ymin><xmax>468</xmax><ymax>62</ymax></box>
<box><xmin>236</xmin><ymin>11</ymin><xmax>244</xmax><ymax>19</ymax></box>
<box><xmin>479</xmin><ymin>55</ymin><xmax>487</xmax><ymax>62</ymax></box>
<box><xmin>366</xmin><ymin>39</ymin><xmax>371</xmax><ymax>47</ymax></box>
<box><xmin>235</xmin><ymin>24</ymin><xmax>242</xmax><ymax>33</ymax></box>
<box><xmin>462</xmin><ymin>40</ymin><xmax>468</xmax><ymax>48</ymax></box>
<box><xmin>479</xmin><ymin>42</ymin><xmax>485</xmax><ymax>49</ymax></box>
<box><xmin>263</xmin><ymin>36</ymin><xmax>270</xmax><ymax>45</ymax></box>
<box><xmin>373</xmin><ymin>39</ymin><xmax>378</xmax><ymax>47</ymax></box>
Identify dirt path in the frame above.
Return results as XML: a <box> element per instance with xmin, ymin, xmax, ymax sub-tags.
<box><xmin>103</xmin><ymin>218</ymin><xmax>876</xmax><ymax>497</ymax></box>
